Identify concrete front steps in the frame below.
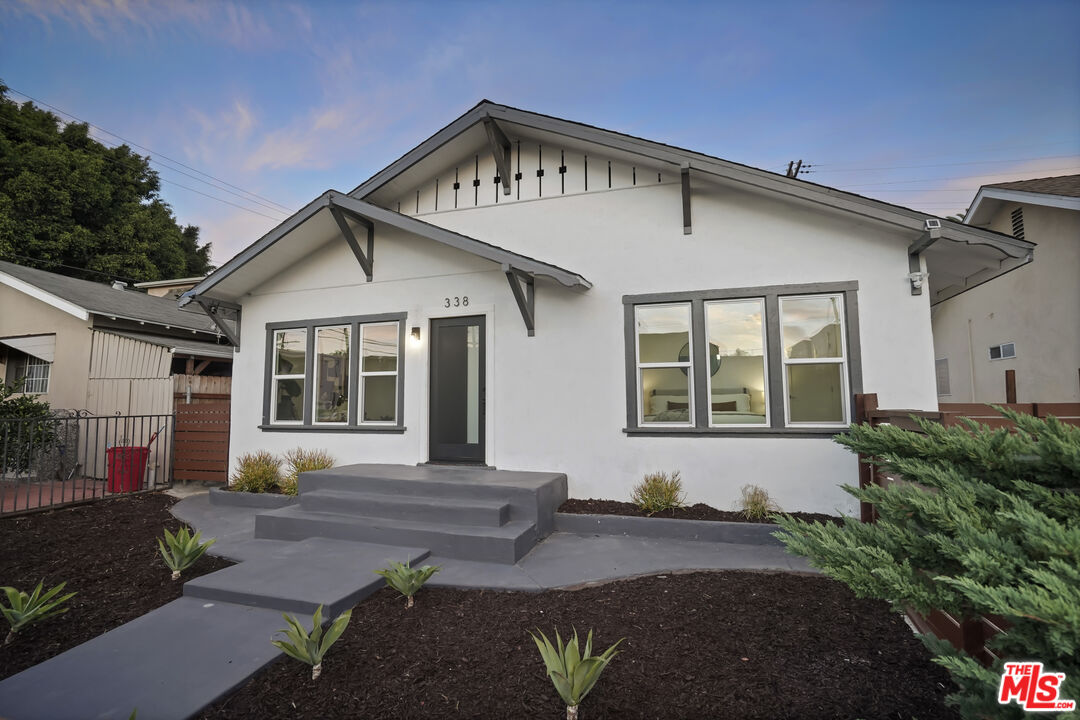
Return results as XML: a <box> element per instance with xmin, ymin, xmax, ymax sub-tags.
<box><xmin>254</xmin><ymin>463</ymin><xmax>568</xmax><ymax>564</ymax></box>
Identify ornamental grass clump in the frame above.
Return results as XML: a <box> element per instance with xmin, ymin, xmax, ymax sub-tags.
<box><xmin>1</xmin><ymin>580</ymin><xmax>76</xmax><ymax>645</ymax></box>
<box><xmin>280</xmin><ymin>447</ymin><xmax>335</xmax><ymax>496</ymax></box>
<box><xmin>158</xmin><ymin>526</ymin><xmax>216</xmax><ymax>580</ymax></box>
<box><xmin>774</xmin><ymin>407</ymin><xmax>1080</xmax><ymax>718</ymax></box>
<box><xmin>530</xmin><ymin>627</ymin><xmax>623</xmax><ymax>720</ymax></box>
<box><xmin>229</xmin><ymin>450</ymin><xmax>281</xmax><ymax>493</ymax></box>
<box><xmin>271</xmin><ymin>604</ymin><xmax>351</xmax><ymax>681</ymax></box>
<box><xmin>630</xmin><ymin>470</ymin><xmax>685</xmax><ymax>515</ymax></box>
<box><xmin>374</xmin><ymin>561</ymin><xmax>440</xmax><ymax>609</ymax></box>
<box><xmin>738</xmin><ymin>483</ymin><xmax>780</xmax><ymax>521</ymax></box>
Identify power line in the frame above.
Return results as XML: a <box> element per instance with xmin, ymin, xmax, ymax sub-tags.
<box><xmin>0</xmin><ymin>251</ymin><xmax>140</xmax><ymax>284</ymax></box>
<box><xmin>838</xmin><ymin>165</ymin><xmax>1080</xmax><ymax>189</ymax></box>
<box><xmin>0</xmin><ymin>112</ymin><xmax>286</xmax><ymax>222</ymax></box>
<box><xmin>5</xmin><ymin>86</ymin><xmax>295</xmax><ymax>213</ymax></box>
<box><xmin>807</xmin><ymin>154</ymin><xmax>1080</xmax><ymax>174</ymax></box>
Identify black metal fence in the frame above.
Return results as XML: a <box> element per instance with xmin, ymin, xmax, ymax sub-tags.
<box><xmin>0</xmin><ymin>412</ymin><xmax>174</xmax><ymax>516</ymax></box>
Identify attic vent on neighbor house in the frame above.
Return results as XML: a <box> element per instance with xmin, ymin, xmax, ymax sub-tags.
<box><xmin>1010</xmin><ymin>207</ymin><xmax>1025</xmax><ymax>240</ymax></box>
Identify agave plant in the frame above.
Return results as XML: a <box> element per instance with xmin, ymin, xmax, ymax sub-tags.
<box><xmin>1</xmin><ymin>580</ymin><xmax>77</xmax><ymax>644</ymax></box>
<box><xmin>158</xmin><ymin>526</ymin><xmax>216</xmax><ymax>580</ymax></box>
<box><xmin>374</xmin><ymin>561</ymin><xmax>440</xmax><ymax>608</ymax></box>
<box><xmin>530</xmin><ymin>627</ymin><xmax>623</xmax><ymax>720</ymax></box>
<box><xmin>271</xmin><ymin>604</ymin><xmax>352</xmax><ymax>680</ymax></box>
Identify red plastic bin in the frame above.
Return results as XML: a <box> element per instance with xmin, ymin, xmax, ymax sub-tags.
<box><xmin>106</xmin><ymin>446</ymin><xmax>150</xmax><ymax>493</ymax></box>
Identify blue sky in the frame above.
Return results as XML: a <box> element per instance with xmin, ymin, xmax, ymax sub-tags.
<box><xmin>2</xmin><ymin>0</ymin><xmax>1078</xmax><ymax>266</ymax></box>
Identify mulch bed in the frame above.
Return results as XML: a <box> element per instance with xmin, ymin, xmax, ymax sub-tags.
<box><xmin>560</xmin><ymin>498</ymin><xmax>843</xmax><ymax>525</ymax></box>
<box><xmin>0</xmin><ymin>492</ymin><xmax>232</xmax><ymax>680</ymax></box>
<box><xmin>201</xmin><ymin>571</ymin><xmax>956</xmax><ymax>720</ymax></box>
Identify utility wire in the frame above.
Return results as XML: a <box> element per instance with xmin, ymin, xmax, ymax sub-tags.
<box><xmin>0</xmin><ymin>251</ymin><xmax>140</xmax><ymax>284</ymax></box>
<box><xmin>0</xmin><ymin>113</ymin><xmax>286</xmax><ymax>221</ymax></box>
<box><xmin>838</xmin><ymin>165</ymin><xmax>1080</xmax><ymax>189</ymax></box>
<box><xmin>806</xmin><ymin>154</ymin><xmax>1080</xmax><ymax>173</ymax></box>
<box><xmin>5</xmin><ymin>86</ymin><xmax>295</xmax><ymax>213</ymax></box>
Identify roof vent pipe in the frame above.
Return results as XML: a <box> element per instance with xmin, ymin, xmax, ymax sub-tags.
<box><xmin>111</xmin><ymin>281</ymin><xmax>128</xmax><ymax>290</ymax></box>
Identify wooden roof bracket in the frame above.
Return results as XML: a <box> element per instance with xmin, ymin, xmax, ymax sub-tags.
<box><xmin>681</xmin><ymin>162</ymin><xmax>692</xmax><ymax>235</ymax></box>
<box><xmin>483</xmin><ymin>115</ymin><xmax>513</xmax><ymax>196</ymax></box>
<box><xmin>328</xmin><ymin>199</ymin><xmax>375</xmax><ymax>281</ymax></box>
<box><xmin>503</xmin><ymin>263</ymin><xmax>535</xmax><ymax>336</ymax></box>
<box><xmin>907</xmin><ymin>220</ymin><xmax>942</xmax><ymax>295</ymax></box>
<box><xmin>193</xmin><ymin>296</ymin><xmax>242</xmax><ymax>348</ymax></box>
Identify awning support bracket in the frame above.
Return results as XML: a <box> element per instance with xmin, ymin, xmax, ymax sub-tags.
<box><xmin>503</xmin><ymin>264</ymin><xmax>535</xmax><ymax>336</ymax></box>
<box><xmin>329</xmin><ymin>201</ymin><xmax>374</xmax><ymax>281</ymax></box>
<box><xmin>484</xmin><ymin>116</ymin><xmax>513</xmax><ymax>196</ymax></box>
<box><xmin>193</xmin><ymin>296</ymin><xmax>242</xmax><ymax>348</ymax></box>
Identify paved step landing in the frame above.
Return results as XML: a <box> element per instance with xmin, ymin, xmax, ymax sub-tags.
<box><xmin>300</xmin><ymin>488</ymin><xmax>511</xmax><ymax>526</ymax></box>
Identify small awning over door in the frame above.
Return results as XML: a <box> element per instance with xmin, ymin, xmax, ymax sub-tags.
<box><xmin>0</xmin><ymin>334</ymin><xmax>56</xmax><ymax>363</ymax></box>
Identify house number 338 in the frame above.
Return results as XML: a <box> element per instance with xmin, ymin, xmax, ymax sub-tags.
<box><xmin>444</xmin><ymin>296</ymin><xmax>469</xmax><ymax>308</ymax></box>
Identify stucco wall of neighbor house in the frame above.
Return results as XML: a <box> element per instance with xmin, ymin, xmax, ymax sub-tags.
<box><xmin>229</xmin><ymin>179</ymin><xmax>938</xmax><ymax>515</ymax></box>
<box><xmin>932</xmin><ymin>203</ymin><xmax>1080</xmax><ymax>403</ymax></box>
<box><xmin>0</xmin><ymin>283</ymin><xmax>93</xmax><ymax>411</ymax></box>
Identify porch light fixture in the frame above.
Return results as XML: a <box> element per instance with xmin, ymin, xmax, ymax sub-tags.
<box><xmin>410</xmin><ymin>326</ymin><xmax>421</xmax><ymax>344</ymax></box>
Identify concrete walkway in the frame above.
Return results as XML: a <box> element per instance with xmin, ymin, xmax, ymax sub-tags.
<box><xmin>0</xmin><ymin>493</ymin><xmax>811</xmax><ymax>720</ymax></box>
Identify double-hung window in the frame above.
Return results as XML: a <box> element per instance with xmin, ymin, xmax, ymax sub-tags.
<box><xmin>625</xmin><ymin>282</ymin><xmax>860</xmax><ymax>435</ymax></box>
<box><xmin>264</xmin><ymin>313</ymin><xmax>405</xmax><ymax>432</ymax></box>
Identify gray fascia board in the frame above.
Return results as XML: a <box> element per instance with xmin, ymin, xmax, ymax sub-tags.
<box><xmin>329</xmin><ymin>194</ymin><xmax>591</xmax><ymax>289</ymax></box>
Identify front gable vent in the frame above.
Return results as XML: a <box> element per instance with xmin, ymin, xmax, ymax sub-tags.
<box><xmin>1010</xmin><ymin>207</ymin><xmax>1025</xmax><ymax>240</ymax></box>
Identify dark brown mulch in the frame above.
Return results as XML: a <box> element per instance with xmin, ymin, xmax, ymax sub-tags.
<box><xmin>0</xmin><ymin>492</ymin><xmax>232</xmax><ymax>680</ymax></box>
<box><xmin>201</xmin><ymin>571</ymin><xmax>956</xmax><ymax>720</ymax></box>
<box><xmin>560</xmin><ymin>498</ymin><xmax>843</xmax><ymax>525</ymax></box>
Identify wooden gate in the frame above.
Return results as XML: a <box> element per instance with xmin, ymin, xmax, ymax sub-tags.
<box><xmin>174</xmin><ymin>402</ymin><xmax>230</xmax><ymax>484</ymax></box>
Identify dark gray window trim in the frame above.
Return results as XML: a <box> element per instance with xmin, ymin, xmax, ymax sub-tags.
<box><xmin>263</xmin><ymin>312</ymin><xmax>406</xmax><ymax>433</ymax></box>
<box><xmin>622</xmin><ymin>281</ymin><xmax>862</xmax><ymax>437</ymax></box>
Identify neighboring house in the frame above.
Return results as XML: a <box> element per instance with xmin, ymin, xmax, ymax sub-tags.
<box><xmin>0</xmin><ymin>261</ymin><xmax>232</xmax><ymax>417</ymax></box>
<box><xmin>133</xmin><ymin>276</ymin><xmax>207</xmax><ymax>300</ymax></box>
<box><xmin>180</xmin><ymin>101</ymin><xmax>1032</xmax><ymax>514</ymax></box>
<box><xmin>931</xmin><ymin>175</ymin><xmax>1080</xmax><ymax>403</ymax></box>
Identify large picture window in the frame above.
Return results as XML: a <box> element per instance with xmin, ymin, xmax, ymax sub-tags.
<box><xmin>263</xmin><ymin>313</ymin><xmax>406</xmax><ymax>432</ymax></box>
<box><xmin>624</xmin><ymin>282</ymin><xmax>860</xmax><ymax>435</ymax></box>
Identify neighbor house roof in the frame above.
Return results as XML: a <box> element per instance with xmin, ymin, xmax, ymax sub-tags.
<box><xmin>965</xmin><ymin>173</ymin><xmax>1080</xmax><ymax>227</ymax></box>
<box><xmin>187</xmin><ymin>100</ymin><xmax>1036</xmax><ymax>308</ymax></box>
<box><xmin>0</xmin><ymin>261</ymin><xmax>218</xmax><ymax>334</ymax></box>
<box><xmin>101</xmin><ymin>330</ymin><xmax>234</xmax><ymax>359</ymax></box>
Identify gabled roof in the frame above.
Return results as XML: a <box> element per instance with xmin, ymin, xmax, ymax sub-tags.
<box><xmin>984</xmin><ymin>174</ymin><xmax>1080</xmax><ymax>197</ymax></box>
<box><xmin>965</xmin><ymin>174</ymin><xmax>1080</xmax><ymax>227</ymax></box>
<box><xmin>0</xmin><ymin>261</ymin><xmax>218</xmax><ymax>334</ymax></box>
<box><xmin>182</xmin><ymin>191</ymin><xmax>591</xmax><ymax>305</ymax></box>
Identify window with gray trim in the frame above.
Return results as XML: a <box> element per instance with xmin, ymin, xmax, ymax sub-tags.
<box><xmin>262</xmin><ymin>313</ymin><xmax>406</xmax><ymax>432</ymax></box>
<box><xmin>623</xmin><ymin>282</ymin><xmax>862</xmax><ymax>435</ymax></box>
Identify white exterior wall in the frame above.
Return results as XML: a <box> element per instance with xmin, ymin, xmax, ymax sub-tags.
<box><xmin>932</xmin><ymin>203</ymin><xmax>1080</xmax><ymax>403</ymax></box>
<box><xmin>230</xmin><ymin>179</ymin><xmax>938</xmax><ymax>515</ymax></box>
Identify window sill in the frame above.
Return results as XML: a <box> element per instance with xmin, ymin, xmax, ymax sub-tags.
<box><xmin>623</xmin><ymin>426</ymin><xmax>848</xmax><ymax>438</ymax></box>
<box><xmin>259</xmin><ymin>424</ymin><xmax>407</xmax><ymax>434</ymax></box>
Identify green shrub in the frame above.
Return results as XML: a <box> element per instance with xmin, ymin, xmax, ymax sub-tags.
<box><xmin>1</xmin><ymin>580</ymin><xmax>77</xmax><ymax>644</ymax></box>
<box><xmin>0</xmin><ymin>379</ymin><xmax>56</xmax><ymax>473</ymax></box>
<box><xmin>738</xmin><ymin>484</ymin><xmax>779</xmax><ymax>521</ymax></box>
<box><xmin>229</xmin><ymin>450</ymin><xmax>281</xmax><ymax>493</ymax></box>
<box><xmin>374</xmin><ymin>561</ymin><xmax>440</xmax><ymax>609</ymax></box>
<box><xmin>774</xmin><ymin>408</ymin><xmax>1080</xmax><ymax>718</ymax></box>
<box><xmin>272</xmin><ymin>604</ymin><xmax>352</xmax><ymax>681</ymax></box>
<box><xmin>630</xmin><ymin>470</ymin><xmax>685</xmax><ymax>515</ymax></box>
<box><xmin>280</xmin><ymin>447</ymin><xmax>335</xmax><ymax>495</ymax></box>
<box><xmin>158</xmin><ymin>526</ymin><xmax>216</xmax><ymax>580</ymax></box>
<box><xmin>530</xmin><ymin>627</ymin><xmax>623</xmax><ymax>720</ymax></box>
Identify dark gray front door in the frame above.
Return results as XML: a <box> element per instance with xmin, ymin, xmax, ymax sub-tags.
<box><xmin>429</xmin><ymin>315</ymin><xmax>485</xmax><ymax>463</ymax></box>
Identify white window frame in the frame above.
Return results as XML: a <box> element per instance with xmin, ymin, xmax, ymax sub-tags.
<box><xmin>634</xmin><ymin>302</ymin><xmax>694</xmax><ymax>427</ymax></box>
<box><xmin>989</xmin><ymin>342</ymin><xmax>1016</xmax><ymax>361</ymax></box>
<box><xmin>779</xmin><ymin>294</ymin><xmax>849</xmax><ymax>428</ymax></box>
<box><xmin>22</xmin><ymin>356</ymin><xmax>50</xmax><ymax>394</ymax></box>
<box><xmin>312</xmin><ymin>325</ymin><xmax>350</xmax><ymax>426</ymax></box>
<box><xmin>359</xmin><ymin>321</ymin><xmax>400</xmax><ymax>426</ymax></box>
<box><xmin>705</xmin><ymin>298</ymin><xmax>769</xmax><ymax>428</ymax></box>
<box><xmin>270</xmin><ymin>328</ymin><xmax>306</xmax><ymax>426</ymax></box>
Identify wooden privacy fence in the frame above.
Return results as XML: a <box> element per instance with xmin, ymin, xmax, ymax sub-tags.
<box><xmin>853</xmin><ymin>393</ymin><xmax>1080</xmax><ymax>666</ymax></box>
<box><xmin>174</xmin><ymin>402</ymin><xmax>230</xmax><ymax>484</ymax></box>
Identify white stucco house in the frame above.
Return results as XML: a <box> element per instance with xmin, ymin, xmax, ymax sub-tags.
<box><xmin>181</xmin><ymin>101</ymin><xmax>1033</xmax><ymax>514</ymax></box>
<box><xmin>932</xmin><ymin>174</ymin><xmax>1079</xmax><ymax>403</ymax></box>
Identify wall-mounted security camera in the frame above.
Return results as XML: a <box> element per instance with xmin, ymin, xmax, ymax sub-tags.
<box><xmin>908</xmin><ymin>271</ymin><xmax>926</xmax><ymax>289</ymax></box>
